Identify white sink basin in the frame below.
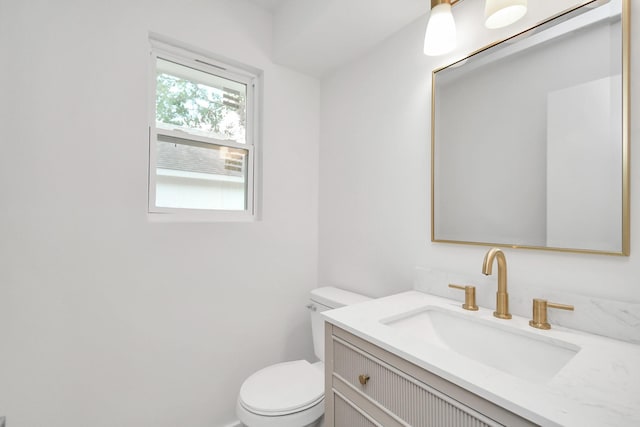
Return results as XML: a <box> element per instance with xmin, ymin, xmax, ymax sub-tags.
<box><xmin>381</xmin><ymin>306</ymin><xmax>580</xmax><ymax>383</ymax></box>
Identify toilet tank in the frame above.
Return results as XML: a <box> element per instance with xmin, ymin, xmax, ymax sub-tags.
<box><xmin>309</xmin><ymin>287</ymin><xmax>371</xmax><ymax>361</ymax></box>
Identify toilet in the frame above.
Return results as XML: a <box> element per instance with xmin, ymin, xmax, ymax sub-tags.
<box><xmin>236</xmin><ymin>287</ymin><xmax>371</xmax><ymax>427</ymax></box>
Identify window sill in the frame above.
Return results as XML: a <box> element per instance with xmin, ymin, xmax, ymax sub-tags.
<box><xmin>147</xmin><ymin>210</ymin><xmax>257</xmax><ymax>223</ymax></box>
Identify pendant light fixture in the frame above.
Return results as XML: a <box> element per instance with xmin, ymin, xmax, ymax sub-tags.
<box><xmin>485</xmin><ymin>0</ymin><xmax>528</xmax><ymax>29</ymax></box>
<box><xmin>424</xmin><ymin>0</ymin><xmax>456</xmax><ymax>56</ymax></box>
<box><xmin>424</xmin><ymin>0</ymin><xmax>528</xmax><ymax>56</ymax></box>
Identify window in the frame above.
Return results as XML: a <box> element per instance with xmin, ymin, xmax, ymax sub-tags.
<box><xmin>148</xmin><ymin>40</ymin><xmax>258</xmax><ymax>220</ymax></box>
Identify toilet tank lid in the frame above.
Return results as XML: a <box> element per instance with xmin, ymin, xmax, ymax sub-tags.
<box><xmin>310</xmin><ymin>286</ymin><xmax>371</xmax><ymax>308</ymax></box>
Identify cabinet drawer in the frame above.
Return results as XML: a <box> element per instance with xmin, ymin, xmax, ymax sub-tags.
<box><xmin>331</xmin><ymin>336</ymin><xmax>499</xmax><ymax>427</ymax></box>
<box><xmin>333</xmin><ymin>391</ymin><xmax>382</xmax><ymax>427</ymax></box>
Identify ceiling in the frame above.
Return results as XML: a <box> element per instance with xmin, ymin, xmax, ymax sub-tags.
<box><xmin>246</xmin><ymin>0</ymin><xmax>589</xmax><ymax>78</ymax></box>
<box><xmin>246</xmin><ymin>0</ymin><xmax>430</xmax><ymax>77</ymax></box>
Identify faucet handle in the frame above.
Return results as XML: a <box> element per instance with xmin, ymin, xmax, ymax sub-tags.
<box><xmin>529</xmin><ymin>298</ymin><xmax>574</xmax><ymax>330</ymax></box>
<box><xmin>448</xmin><ymin>284</ymin><xmax>479</xmax><ymax>311</ymax></box>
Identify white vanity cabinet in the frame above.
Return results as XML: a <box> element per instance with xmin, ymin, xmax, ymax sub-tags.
<box><xmin>324</xmin><ymin>324</ymin><xmax>537</xmax><ymax>427</ymax></box>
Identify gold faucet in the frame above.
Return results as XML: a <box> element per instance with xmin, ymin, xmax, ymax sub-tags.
<box><xmin>482</xmin><ymin>248</ymin><xmax>512</xmax><ymax>319</ymax></box>
<box><xmin>529</xmin><ymin>299</ymin><xmax>574</xmax><ymax>330</ymax></box>
<box><xmin>448</xmin><ymin>284</ymin><xmax>479</xmax><ymax>311</ymax></box>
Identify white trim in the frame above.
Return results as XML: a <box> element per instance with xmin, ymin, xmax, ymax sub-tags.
<box><xmin>148</xmin><ymin>209</ymin><xmax>255</xmax><ymax>223</ymax></box>
<box><xmin>147</xmin><ymin>37</ymin><xmax>260</xmax><ymax>221</ymax></box>
<box><xmin>153</xmin><ymin>48</ymin><xmax>255</xmax><ymax>93</ymax></box>
<box><xmin>220</xmin><ymin>421</ymin><xmax>243</xmax><ymax>427</ymax></box>
<box><xmin>149</xmin><ymin>34</ymin><xmax>260</xmax><ymax>79</ymax></box>
<box><xmin>157</xmin><ymin>168</ymin><xmax>245</xmax><ymax>183</ymax></box>
<box><xmin>157</xmin><ymin>128</ymin><xmax>250</xmax><ymax>151</ymax></box>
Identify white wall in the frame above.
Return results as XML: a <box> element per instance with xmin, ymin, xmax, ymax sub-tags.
<box><xmin>319</xmin><ymin>0</ymin><xmax>640</xmax><ymax>305</ymax></box>
<box><xmin>0</xmin><ymin>1</ymin><xmax>319</xmax><ymax>426</ymax></box>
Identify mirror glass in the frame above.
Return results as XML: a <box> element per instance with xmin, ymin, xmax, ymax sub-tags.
<box><xmin>432</xmin><ymin>0</ymin><xmax>629</xmax><ymax>255</ymax></box>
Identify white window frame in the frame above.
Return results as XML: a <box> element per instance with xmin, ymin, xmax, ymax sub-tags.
<box><xmin>148</xmin><ymin>38</ymin><xmax>259</xmax><ymax>221</ymax></box>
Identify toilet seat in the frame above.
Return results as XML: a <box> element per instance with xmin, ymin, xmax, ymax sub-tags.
<box><xmin>239</xmin><ymin>360</ymin><xmax>324</xmax><ymax>416</ymax></box>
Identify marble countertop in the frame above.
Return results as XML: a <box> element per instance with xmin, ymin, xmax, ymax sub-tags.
<box><xmin>323</xmin><ymin>291</ymin><xmax>640</xmax><ymax>427</ymax></box>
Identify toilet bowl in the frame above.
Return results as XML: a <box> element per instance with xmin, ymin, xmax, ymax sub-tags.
<box><xmin>236</xmin><ymin>287</ymin><xmax>370</xmax><ymax>427</ymax></box>
<box><xmin>236</xmin><ymin>360</ymin><xmax>324</xmax><ymax>427</ymax></box>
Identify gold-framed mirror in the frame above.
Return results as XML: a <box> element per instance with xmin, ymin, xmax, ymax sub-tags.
<box><xmin>431</xmin><ymin>0</ymin><xmax>630</xmax><ymax>255</ymax></box>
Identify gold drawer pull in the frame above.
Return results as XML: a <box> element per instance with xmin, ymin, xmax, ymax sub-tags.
<box><xmin>358</xmin><ymin>374</ymin><xmax>370</xmax><ymax>385</ymax></box>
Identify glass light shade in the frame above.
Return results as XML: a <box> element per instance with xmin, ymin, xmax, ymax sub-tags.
<box><xmin>424</xmin><ymin>3</ymin><xmax>456</xmax><ymax>56</ymax></box>
<box><xmin>484</xmin><ymin>0</ymin><xmax>527</xmax><ymax>29</ymax></box>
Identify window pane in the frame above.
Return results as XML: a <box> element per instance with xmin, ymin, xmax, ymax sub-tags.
<box><xmin>156</xmin><ymin>58</ymin><xmax>247</xmax><ymax>144</ymax></box>
<box><xmin>155</xmin><ymin>135</ymin><xmax>248</xmax><ymax>211</ymax></box>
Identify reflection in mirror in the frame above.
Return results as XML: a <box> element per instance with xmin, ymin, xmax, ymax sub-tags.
<box><xmin>432</xmin><ymin>0</ymin><xmax>629</xmax><ymax>255</ymax></box>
